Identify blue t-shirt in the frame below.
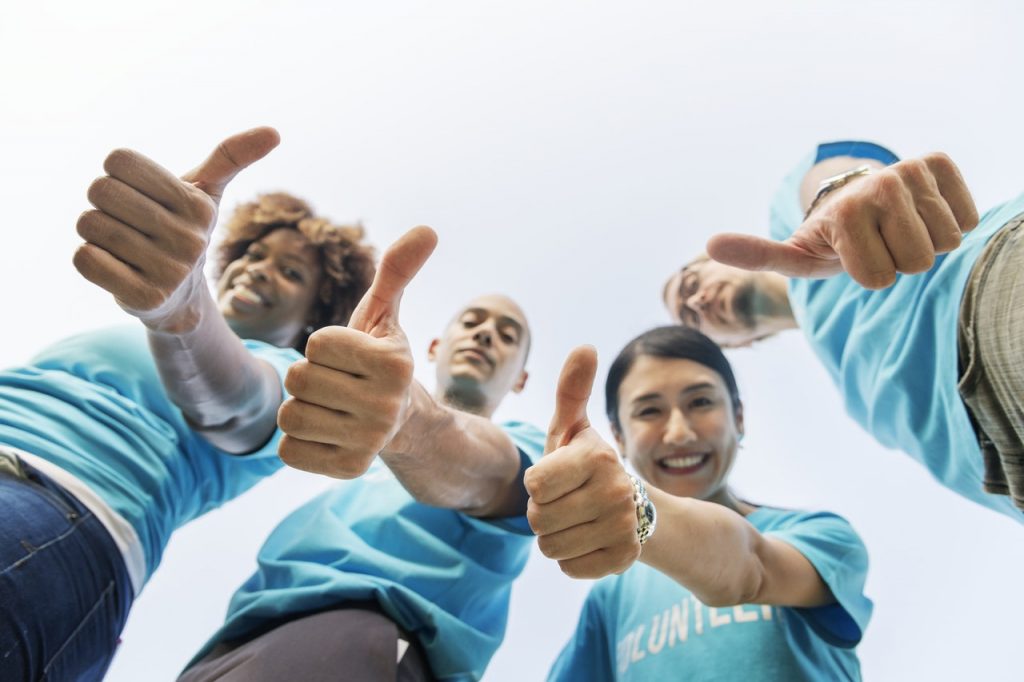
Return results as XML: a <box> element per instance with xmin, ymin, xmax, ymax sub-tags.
<box><xmin>771</xmin><ymin>141</ymin><xmax>1024</xmax><ymax>522</ymax></box>
<box><xmin>0</xmin><ymin>326</ymin><xmax>299</xmax><ymax>582</ymax></box>
<box><xmin>548</xmin><ymin>507</ymin><xmax>871</xmax><ymax>682</ymax></box>
<box><xmin>193</xmin><ymin>421</ymin><xmax>544</xmax><ymax>681</ymax></box>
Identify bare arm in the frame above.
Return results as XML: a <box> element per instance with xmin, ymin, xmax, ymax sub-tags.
<box><xmin>74</xmin><ymin>128</ymin><xmax>283</xmax><ymax>453</ymax></box>
<box><xmin>639</xmin><ymin>488</ymin><xmax>833</xmax><ymax>608</ymax></box>
<box><xmin>381</xmin><ymin>381</ymin><xmax>526</xmax><ymax>517</ymax></box>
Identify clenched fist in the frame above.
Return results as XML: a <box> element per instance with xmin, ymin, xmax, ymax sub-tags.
<box><xmin>74</xmin><ymin>127</ymin><xmax>280</xmax><ymax>332</ymax></box>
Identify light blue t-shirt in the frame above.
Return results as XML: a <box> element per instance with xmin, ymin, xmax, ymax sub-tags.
<box><xmin>0</xmin><ymin>325</ymin><xmax>299</xmax><ymax>582</ymax></box>
<box><xmin>771</xmin><ymin>141</ymin><xmax>1024</xmax><ymax>522</ymax></box>
<box><xmin>193</xmin><ymin>421</ymin><xmax>544</xmax><ymax>681</ymax></box>
<box><xmin>548</xmin><ymin>507</ymin><xmax>871</xmax><ymax>682</ymax></box>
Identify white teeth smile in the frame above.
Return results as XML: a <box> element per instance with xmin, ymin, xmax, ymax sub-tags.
<box><xmin>661</xmin><ymin>454</ymin><xmax>707</xmax><ymax>468</ymax></box>
<box><xmin>233</xmin><ymin>286</ymin><xmax>266</xmax><ymax>306</ymax></box>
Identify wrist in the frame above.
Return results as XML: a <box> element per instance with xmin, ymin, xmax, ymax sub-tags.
<box><xmin>137</xmin><ymin>272</ymin><xmax>212</xmax><ymax>335</ymax></box>
<box><xmin>803</xmin><ymin>164</ymin><xmax>874</xmax><ymax>220</ymax></box>
<box><xmin>380</xmin><ymin>381</ymin><xmax>434</xmax><ymax>458</ymax></box>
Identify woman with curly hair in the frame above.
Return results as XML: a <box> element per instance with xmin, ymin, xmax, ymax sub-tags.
<box><xmin>0</xmin><ymin>128</ymin><xmax>376</xmax><ymax>682</ymax></box>
<box><xmin>215</xmin><ymin>191</ymin><xmax>375</xmax><ymax>353</ymax></box>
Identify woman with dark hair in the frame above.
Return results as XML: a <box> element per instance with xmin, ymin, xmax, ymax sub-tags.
<box><xmin>528</xmin><ymin>327</ymin><xmax>872</xmax><ymax>681</ymax></box>
<box><xmin>0</xmin><ymin>128</ymin><xmax>376</xmax><ymax>682</ymax></box>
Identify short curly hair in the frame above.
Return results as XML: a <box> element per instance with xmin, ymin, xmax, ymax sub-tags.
<box><xmin>214</xmin><ymin>192</ymin><xmax>376</xmax><ymax>353</ymax></box>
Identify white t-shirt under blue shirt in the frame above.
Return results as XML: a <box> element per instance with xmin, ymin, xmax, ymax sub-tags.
<box><xmin>0</xmin><ymin>326</ymin><xmax>299</xmax><ymax>586</ymax></box>
<box><xmin>548</xmin><ymin>507</ymin><xmax>871</xmax><ymax>682</ymax></box>
<box><xmin>191</xmin><ymin>421</ymin><xmax>545</xmax><ymax>682</ymax></box>
<box><xmin>770</xmin><ymin>141</ymin><xmax>1024</xmax><ymax>522</ymax></box>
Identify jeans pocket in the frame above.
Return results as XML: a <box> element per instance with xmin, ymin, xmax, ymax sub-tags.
<box><xmin>22</xmin><ymin>473</ymin><xmax>80</xmax><ymax>522</ymax></box>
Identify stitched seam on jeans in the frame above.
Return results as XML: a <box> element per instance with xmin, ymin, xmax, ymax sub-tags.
<box><xmin>41</xmin><ymin>578</ymin><xmax>116</xmax><ymax>676</ymax></box>
<box><xmin>0</xmin><ymin>513</ymin><xmax>92</xmax><ymax>577</ymax></box>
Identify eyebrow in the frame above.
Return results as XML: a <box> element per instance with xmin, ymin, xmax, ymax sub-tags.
<box><xmin>277</xmin><ymin>252</ymin><xmax>317</xmax><ymax>270</ymax></box>
<box><xmin>630</xmin><ymin>382</ymin><xmax>717</xmax><ymax>404</ymax></box>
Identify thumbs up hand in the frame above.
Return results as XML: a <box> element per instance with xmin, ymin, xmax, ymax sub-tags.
<box><xmin>524</xmin><ymin>346</ymin><xmax>641</xmax><ymax>579</ymax></box>
<box><xmin>277</xmin><ymin>226</ymin><xmax>438</xmax><ymax>479</ymax></box>
<box><xmin>74</xmin><ymin>127</ymin><xmax>281</xmax><ymax>332</ymax></box>
<box><xmin>706</xmin><ymin>153</ymin><xmax>979</xmax><ymax>290</ymax></box>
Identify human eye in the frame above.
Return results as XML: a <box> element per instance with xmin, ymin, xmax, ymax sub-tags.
<box><xmin>282</xmin><ymin>266</ymin><xmax>304</xmax><ymax>282</ymax></box>
<box><xmin>683</xmin><ymin>272</ymin><xmax>699</xmax><ymax>297</ymax></box>
<box><xmin>633</xmin><ymin>405</ymin><xmax>661</xmax><ymax>419</ymax></box>
<box><xmin>689</xmin><ymin>396</ymin><xmax>715</xmax><ymax>409</ymax></box>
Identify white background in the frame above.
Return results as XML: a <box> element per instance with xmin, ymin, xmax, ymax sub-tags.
<box><xmin>3</xmin><ymin>1</ymin><xmax>1023</xmax><ymax>680</ymax></box>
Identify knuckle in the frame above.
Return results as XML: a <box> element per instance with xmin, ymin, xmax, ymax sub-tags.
<box><xmin>536</xmin><ymin>536</ymin><xmax>559</xmax><ymax>559</ymax></box>
<box><xmin>87</xmin><ymin>176</ymin><xmax>112</xmax><ymax>203</ymax></box>
<box><xmin>589</xmin><ymin>446</ymin><xmax>620</xmax><ymax>470</ymax></box>
<box><xmin>862</xmin><ymin>269</ymin><xmax>896</xmax><ymax>290</ymax></box>
<box><xmin>188</xmin><ymin>193</ymin><xmax>217</xmax><ymax>225</ymax></box>
<box><xmin>163</xmin><ymin>261</ymin><xmax>191</xmax><ymax>288</ymax></box>
<box><xmin>283</xmin><ymin>361</ymin><xmax>311</xmax><ymax>397</ymax></box>
<box><xmin>71</xmin><ymin>243</ymin><xmax>95</xmax><ymax>276</ymax></box>
<box><xmin>901</xmin><ymin>252</ymin><xmax>934</xmax><ymax>274</ymax></box>
<box><xmin>179</xmin><ymin>233</ymin><xmax>207</xmax><ymax>264</ymax></box>
<box><xmin>141</xmin><ymin>287</ymin><xmax>169</xmax><ymax>311</ymax></box>
<box><xmin>103</xmin><ymin>148</ymin><xmax>135</xmax><ymax>175</ymax></box>
<box><xmin>897</xmin><ymin>158</ymin><xmax>929</xmax><ymax>184</ymax></box>
<box><xmin>522</xmin><ymin>465</ymin><xmax>547</xmax><ymax>498</ymax></box>
<box><xmin>831</xmin><ymin>197</ymin><xmax>862</xmax><ymax>225</ymax></box>
<box><xmin>75</xmin><ymin>210</ymin><xmax>101</xmax><ymax>239</ymax></box>
<box><xmin>525</xmin><ymin>505</ymin><xmax>543</xmax><ymax>534</ymax></box>
<box><xmin>871</xmin><ymin>170</ymin><xmax>903</xmax><ymax>197</ymax></box>
<box><xmin>923</xmin><ymin>151</ymin><xmax>955</xmax><ymax>174</ymax></box>
<box><xmin>276</xmin><ymin>400</ymin><xmax>308</xmax><ymax>435</ymax></box>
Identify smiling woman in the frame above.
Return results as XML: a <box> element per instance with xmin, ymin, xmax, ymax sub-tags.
<box><xmin>215</xmin><ymin>192</ymin><xmax>375</xmax><ymax>352</ymax></box>
<box><xmin>534</xmin><ymin>327</ymin><xmax>874</xmax><ymax>681</ymax></box>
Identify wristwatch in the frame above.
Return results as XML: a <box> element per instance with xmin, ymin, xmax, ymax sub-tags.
<box><xmin>629</xmin><ymin>475</ymin><xmax>657</xmax><ymax>545</ymax></box>
<box><xmin>805</xmin><ymin>164</ymin><xmax>874</xmax><ymax>219</ymax></box>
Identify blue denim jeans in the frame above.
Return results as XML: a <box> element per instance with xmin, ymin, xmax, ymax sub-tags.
<box><xmin>0</xmin><ymin>455</ymin><xmax>133</xmax><ymax>681</ymax></box>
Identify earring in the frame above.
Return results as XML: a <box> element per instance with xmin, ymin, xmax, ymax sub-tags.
<box><xmin>304</xmin><ymin>325</ymin><xmax>314</xmax><ymax>335</ymax></box>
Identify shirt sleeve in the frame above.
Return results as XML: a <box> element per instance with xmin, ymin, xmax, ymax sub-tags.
<box><xmin>547</xmin><ymin>584</ymin><xmax>617</xmax><ymax>682</ymax></box>
<box><xmin>765</xmin><ymin>510</ymin><xmax>873</xmax><ymax>648</ymax></box>
<box><xmin>769</xmin><ymin>141</ymin><xmax>901</xmax><ymax>242</ymax></box>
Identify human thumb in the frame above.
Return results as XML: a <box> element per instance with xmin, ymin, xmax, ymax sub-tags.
<box><xmin>545</xmin><ymin>345</ymin><xmax>598</xmax><ymax>455</ymax></box>
<box><xmin>181</xmin><ymin>126</ymin><xmax>281</xmax><ymax>203</ymax></box>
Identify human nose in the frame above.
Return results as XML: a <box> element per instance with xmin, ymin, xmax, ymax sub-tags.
<box><xmin>686</xmin><ymin>287</ymin><xmax>709</xmax><ymax>313</ymax></box>
<box><xmin>473</xmin><ymin>326</ymin><xmax>493</xmax><ymax>347</ymax></box>
<box><xmin>663</xmin><ymin>408</ymin><xmax>696</xmax><ymax>446</ymax></box>
<box><xmin>245</xmin><ymin>260</ymin><xmax>270</xmax><ymax>283</ymax></box>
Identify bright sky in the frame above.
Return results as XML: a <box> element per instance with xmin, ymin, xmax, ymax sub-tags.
<box><xmin>2</xmin><ymin>1</ymin><xmax>1023</xmax><ymax>680</ymax></box>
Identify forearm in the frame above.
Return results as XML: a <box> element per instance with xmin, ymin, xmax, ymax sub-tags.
<box><xmin>381</xmin><ymin>382</ymin><xmax>525</xmax><ymax>517</ymax></box>
<box><xmin>639</xmin><ymin>489</ymin><xmax>765</xmax><ymax>606</ymax></box>
<box><xmin>146</xmin><ymin>291</ymin><xmax>282</xmax><ymax>454</ymax></box>
<box><xmin>639</xmin><ymin>488</ymin><xmax>832</xmax><ymax>608</ymax></box>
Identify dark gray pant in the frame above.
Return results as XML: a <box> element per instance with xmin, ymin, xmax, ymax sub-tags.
<box><xmin>959</xmin><ymin>212</ymin><xmax>1024</xmax><ymax>510</ymax></box>
<box><xmin>179</xmin><ymin>607</ymin><xmax>434</xmax><ymax>682</ymax></box>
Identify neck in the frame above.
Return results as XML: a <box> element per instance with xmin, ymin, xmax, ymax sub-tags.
<box><xmin>436</xmin><ymin>384</ymin><xmax>495</xmax><ymax>418</ymax></box>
